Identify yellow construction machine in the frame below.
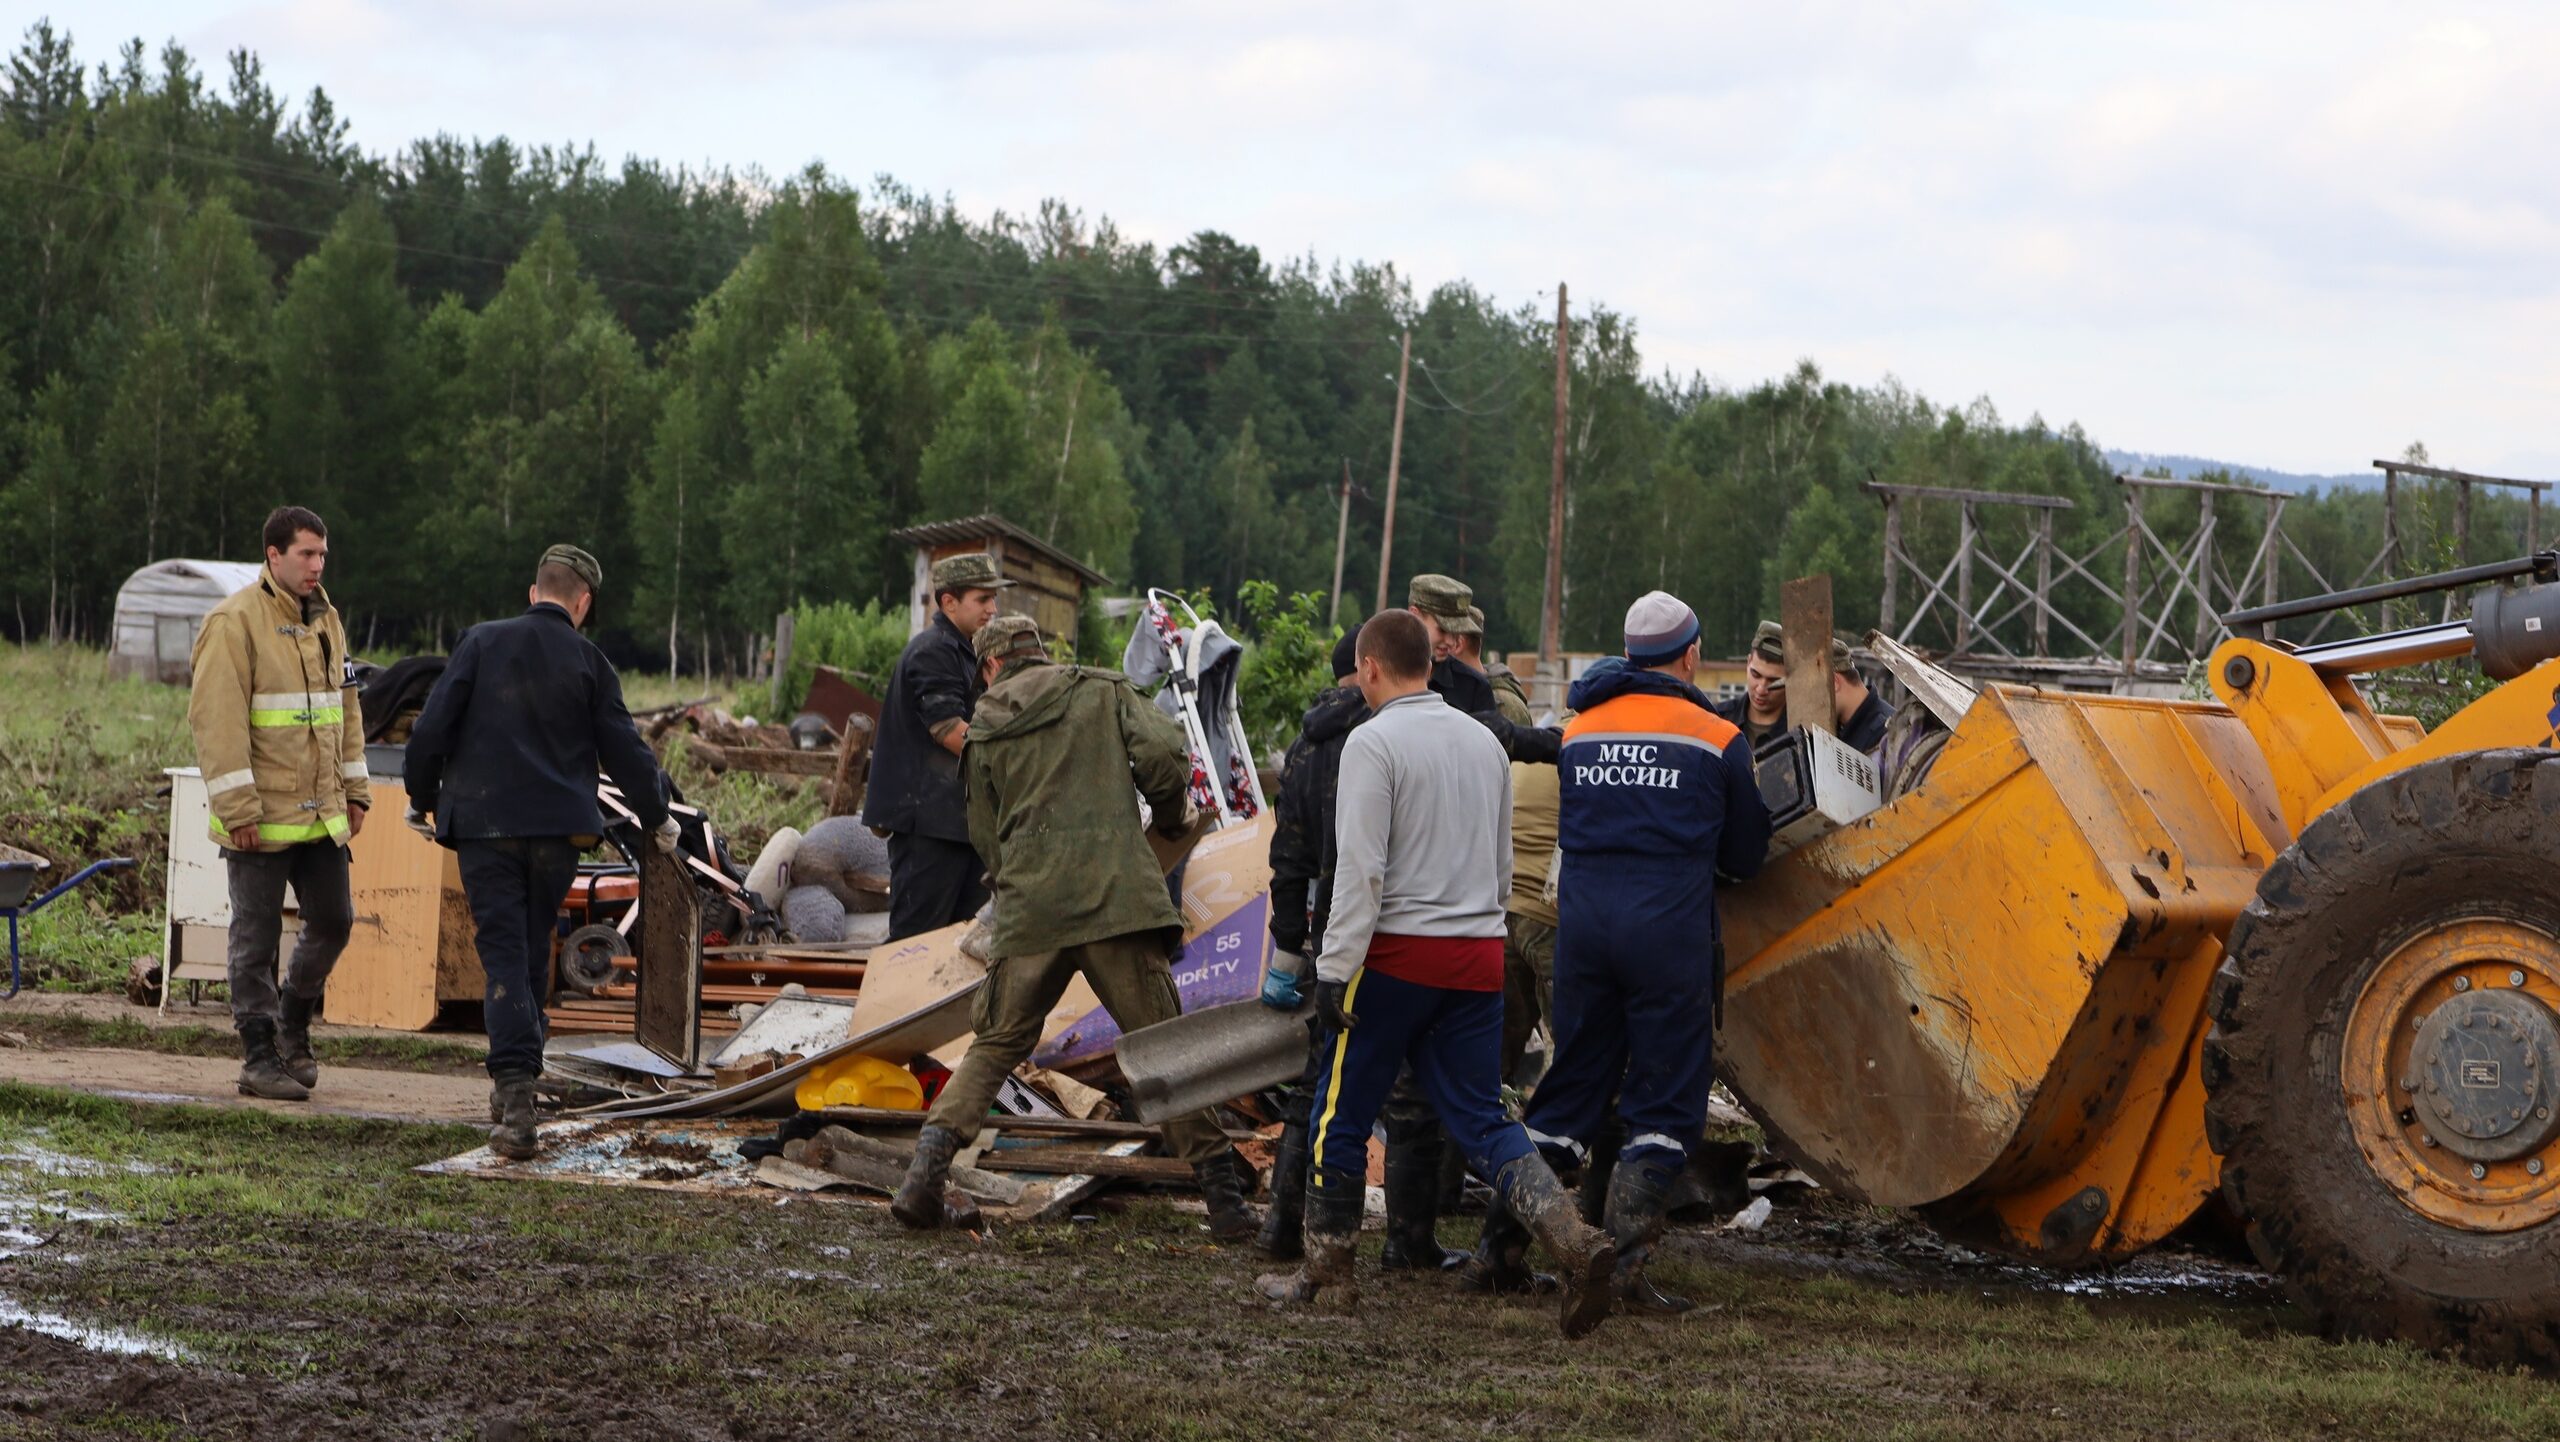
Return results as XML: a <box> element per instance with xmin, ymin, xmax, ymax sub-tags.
<box><xmin>1719</xmin><ymin>553</ymin><xmax>2560</xmax><ymax>1369</ymax></box>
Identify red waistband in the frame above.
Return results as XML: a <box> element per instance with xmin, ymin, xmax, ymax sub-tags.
<box><xmin>1365</xmin><ymin>932</ymin><xmax>1504</xmax><ymax>992</ymax></box>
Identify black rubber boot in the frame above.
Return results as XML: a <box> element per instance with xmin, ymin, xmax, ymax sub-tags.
<box><xmin>235</xmin><ymin>1017</ymin><xmax>310</xmax><ymax>1102</ymax></box>
<box><xmin>1255</xmin><ymin>1119</ymin><xmax>1310</xmax><ymax>1261</ymax></box>
<box><xmin>1456</xmin><ymin>1176</ymin><xmax>1555</xmax><ymax>1296</ymax></box>
<box><xmin>489</xmin><ymin>1076</ymin><xmax>540</xmax><ymax>1161</ymax></box>
<box><xmin>892</xmin><ymin>1124</ymin><xmax>961</xmax><ymax>1231</ymax></box>
<box><xmin>277</xmin><ymin>991</ymin><xmax>321</xmax><ymax>1091</ymax></box>
<box><xmin>1194</xmin><ymin>1150</ymin><xmax>1260</xmax><ymax>1242</ymax></box>
<box><xmin>1499</xmin><ymin>1155</ymin><xmax>1619</xmax><ymax>1340</ymax></box>
<box><xmin>1256</xmin><ymin>1183</ymin><xmax>1363</xmax><ymax>1310</ymax></box>
<box><xmin>1378</xmin><ymin>1122</ymin><xmax>1458</xmax><ymax>1272</ymax></box>
<box><xmin>1605</xmin><ymin>1152</ymin><xmax>1694</xmax><ymax>1315</ymax></box>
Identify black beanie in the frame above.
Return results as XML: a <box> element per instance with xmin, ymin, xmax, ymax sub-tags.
<box><xmin>1330</xmin><ymin>626</ymin><xmax>1361</xmax><ymax>682</ymax></box>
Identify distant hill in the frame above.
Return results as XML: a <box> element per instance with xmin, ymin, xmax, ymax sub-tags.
<box><xmin>2104</xmin><ymin>450</ymin><xmax>2381</xmax><ymax>494</ymax></box>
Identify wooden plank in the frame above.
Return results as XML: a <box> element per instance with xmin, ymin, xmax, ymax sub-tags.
<box><xmin>709</xmin><ymin>745</ymin><xmax>843</xmax><ymax>778</ymax></box>
<box><xmin>2114</xmin><ymin>473</ymin><xmax>2295</xmax><ymax>499</ymax></box>
<box><xmin>973</xmin><ymin>1148</ymin><xmax>1196</xmax><ymax>1183</ymax></box>
<box><xmin>1860</xmin><ymin>482</ymin><xmax>2073</xmax><ymax>509</ymax></box>
<box><xmin>329</xmin><ymin>779</ymin><xmax>444</xmax><ymax>1031</ymax></box>
<box><xmin>2371</xmin><ymin>458</ymin><xmax>2554</xmax><ymax>492</ymax></box>
<box><xmin>1779</xmin><ymin>575</ymin><xmax>1836</xmax><ymax>736</ymax></box>
<box><xmin>635</xmin><ymin>843</ymin><xmax>703</xmax><ymax>1071</ymax></box>
<box><xmin>812</xmin><ymin>1107</ymin><xmax>1261</xmax><ymax>1145</ymax></box>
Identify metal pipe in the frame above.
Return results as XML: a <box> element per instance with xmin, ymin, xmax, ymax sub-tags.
<box><xmin>2296</xmin><ymin>621</ymin><xmax>2477</xmax><ymax>677</ymax></box>
<box><xmin>2223</xmin><ymin>552</ymin><xmax>2558</xmax><ymax>629</ymax></box>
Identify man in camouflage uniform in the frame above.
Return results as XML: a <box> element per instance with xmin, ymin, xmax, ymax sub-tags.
<box><xmin>893</xmin><ymin>616</ymin><xmax>1255</xmax><ymax>1238</ymax></box>
<box><xmin>1456</xmin><ymin>605</ymin><xmax>1534</xmax><ymax>726</ymax></box>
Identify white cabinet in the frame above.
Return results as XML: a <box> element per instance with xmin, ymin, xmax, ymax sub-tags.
<box><xmin>161</xmin><ymin>768</ymin><xmax>298</xmax><ymax>1009</ymax></box>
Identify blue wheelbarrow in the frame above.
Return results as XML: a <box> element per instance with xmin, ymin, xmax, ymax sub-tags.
<box><xmin>0</xmin><ymin>844</ymin><xmax>137</xmax><ymax>999</ymax></box>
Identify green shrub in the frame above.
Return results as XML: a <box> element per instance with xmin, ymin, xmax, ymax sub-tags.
<box><xmin>1234</xmin><ymin>582</ymin><xmax>1341</xmax><ymax>758</ymax></box>
<box><xmin>778</xmin><ymin>599</ymin><xmax>909</xmax><ymax>716</ymax></box>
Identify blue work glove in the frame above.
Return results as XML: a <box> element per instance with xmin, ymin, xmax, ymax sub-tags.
<box><xmin>1317</xmin><ymin>980</ymin><xmax>1357</xmax><ymax>1033</ymax></box>
<box><xmin>1259</xmin><ymin>950</ymin><xmax>1309</xmax><ymax>1010</ymax></box>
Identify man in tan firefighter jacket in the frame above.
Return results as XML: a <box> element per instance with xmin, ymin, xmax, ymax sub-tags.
<box><xmin>186</xmin><ymin>506</ymin><xmax>372</xmax><ymax>1101</ymax></box>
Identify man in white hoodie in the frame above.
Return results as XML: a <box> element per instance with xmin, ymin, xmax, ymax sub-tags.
<box><xmin>1252</xmin><ymin>609</ymin><xmax>1616</xmax><ymax>1339</ymax></box>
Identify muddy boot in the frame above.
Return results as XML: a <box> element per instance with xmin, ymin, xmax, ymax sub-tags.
<box><xmin>277</xmin><ymin>991</ymin><xmax>321</xmax><ymax>1091</ymax></box>
<box><xmin>235</xmin><ymin>1017</ymin><xmax>310</xmax><ymax>1102</ymax></box>
<box><xmin>1194</xmin><ymin>1150</ymin><xmax>1260</xmax><ymax>1242</ymax></box>
<box><xmin>1456</xmin><ymin>1178</ymin><xmax>1555</xmax><ymax>1296</ymax></box>
<box><xmin>891</xmin><ymin>1124</ymin><xmax>961</xmax><ymax>1231</ymax></box>
<box><xmin>1378</xmin><ymin>1121</ymin><xmax>1457</xmax><ymax>1272</ymax></box>
<box><xmin>1255</xmin><ymin>1119</ymin><xmax>1310</xmax><ymax>1261</ymax></box>
<box><xmin>1497</xmin><ymin>1155</ymin><xmax>1618</xmax><ymax>1340</ymax></box>
<box><xmin>489</xmin><ymin>1077</ymin><xmax>540</xmax><ymax>1161</ymax></box>
<box><xmin>1605</xmin><ymin>1153</ymin><xmax>1694</xmax><ymax>1315</ymax></box>
<box><xmin>1256</xmin><ymin>1185</ymin><xmax>1361</xmax><ymax>1310</ymax></box>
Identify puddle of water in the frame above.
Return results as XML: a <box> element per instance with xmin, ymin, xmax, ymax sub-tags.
<box><xmin>0</xmin><ymin>1133</ymin><xmax>194</xmax><ymax>1361</ymax></box>
<box><xmin>0</xmin><ymin>1294</ymin><xmax>192</xmax><ymax>1361</ymax></box>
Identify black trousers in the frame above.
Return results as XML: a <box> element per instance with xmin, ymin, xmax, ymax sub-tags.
<box><xmin>456</xmin><ymin>838</ymin><xmax>580</xmax><ymax>1081</ymax></box>
<box><xmin>886</xmin><ymin>831</ymin><xmax>988</xmax><ymax>942</ymax></box>
<box><xmin>221</xmin><ymin>842</ymin><xmax>354</xmax><ymax>1026</ymax></box>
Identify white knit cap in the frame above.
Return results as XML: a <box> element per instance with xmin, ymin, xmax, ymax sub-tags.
<box><xmin>1624</xmin><ymin>591</ymin><xmax>1700</xmax><ymax>665</ymax></box>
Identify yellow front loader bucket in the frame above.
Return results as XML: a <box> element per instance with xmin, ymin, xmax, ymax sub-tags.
<box><xmin>1719</xmin><ymin>685</ymin><xmax>2414</xmax><ymax>1265</ymax></box>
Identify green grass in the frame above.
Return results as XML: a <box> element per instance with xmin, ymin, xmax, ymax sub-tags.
<box><xmin>0</xmin><ymin>646</ymin><xmax>187</xmax><ymax>992</ymax></box>
<box><xmin>0</xmin><ymin>1082</ymin><xmax>2554</xmax><ymax>1441</ymax></box>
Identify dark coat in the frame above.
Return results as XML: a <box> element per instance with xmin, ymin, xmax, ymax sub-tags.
<box><xmin>1266</xmin><ymin>685</ymin><xmax>1367</xmax><ymax>959</ymax></box>
<box><xmin>403</xmin><ymin>603</ymin><xmax>668</xmax><ymax>843</ymax></box>
<box><xmin>965</xmin><ymin>660</ymin><xmax>1191</xmax><ymax>957</ymax></box>
<box><xmin>1838</xmin><ymin>691</ymin><xmax>1895</xmax><ymax>753</ymax></box>
<box><xmin>1711</xmin><ymin>690</ymin><xmax>1893</xmax><ymax>754</ymax></box>
<box><xmin>863</xmin><ymin>613</ymin><xmax>980</xmax><ymax>842</ymax></box>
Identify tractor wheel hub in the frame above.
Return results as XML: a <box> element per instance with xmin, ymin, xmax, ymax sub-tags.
<box><xmin>2413</xmin><ymin>990</ymin><xmax>2560</xmax><ymax>1162</ymax></box>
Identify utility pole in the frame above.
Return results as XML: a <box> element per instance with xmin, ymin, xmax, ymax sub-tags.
<box><xmin>1328</xmin><ymin>457</ymin><xmax>1353</xmax><ymax>627</ymax></box>
<box><xmin>1374</xmin><ymin>327</ymin><xmax>1412</xmax><ymax>616</ymax></box>
<box><xmin>1540</xmin><ymin>285</ymin><xmax>1570</xmax><ymax>686</ymax></box>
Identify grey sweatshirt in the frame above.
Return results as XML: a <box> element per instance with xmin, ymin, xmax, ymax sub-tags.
<box><xmin>1316</xmin><ymin>689</ymin><xmax>1513</xmax><ymax>984</ymax></box>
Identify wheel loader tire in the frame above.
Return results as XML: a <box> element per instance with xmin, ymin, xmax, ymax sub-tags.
<box><xmin>2205</xmin><ymin>748</ymin><xmax>2560</xmax><ymax>1371</ymax></box>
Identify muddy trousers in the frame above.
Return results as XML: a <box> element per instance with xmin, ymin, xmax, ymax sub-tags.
<box><xmin>927</xmin><ymin>931</ymin><xmax>1227</xmax><ymax>1165</ymax></box>
<box><xmin>886</xmin><ymin>832</ymin><xmax>989</xmax><ymax>942</ymax></box>
<box><xmin>1307</xmin><ymin>970</ymin><xmax>1533</xmax><ymax>1202</ymax></box>
<box><xmin>1523</xmin><ymin>857</ymin><xmax>1717</xmax><ymax>1174</ymax></box>
<box><xmin>457</xmin><ymin>839</ymin><xmax>580</xmax><ymax>1082</ymax></box>
<box><xmin>222</xmin><ymin>842</ymin><xmax>353</xmax><ymax>1030</ymax></box>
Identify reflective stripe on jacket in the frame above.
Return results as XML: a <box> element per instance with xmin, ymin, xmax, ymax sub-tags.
<box><xmin>186</xmin><ymin>570</ymin><xmax>371</xmax><ymax>850</ymax></box>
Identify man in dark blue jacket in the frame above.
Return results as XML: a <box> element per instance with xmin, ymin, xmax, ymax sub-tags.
<box><xmin>1466</xmin><ymin>590</ymin><xmax>1771</xmax><ymax>1314</ymax></box>
<box><xmin>865</xmin><ymin>553</ymin><xmax>1011</xmax><ymax>940</ymax></box>
<box><xmin>404</xmin><ymin>544</ymin><xmax>674</xmax><ymax>1159</ymax></box>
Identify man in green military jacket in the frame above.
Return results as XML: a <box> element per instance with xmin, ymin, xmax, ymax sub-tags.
<box><xmin>892</xmin><ymin>616</ymin><xmax>1258</xmax><ymax>1239</ymax></box>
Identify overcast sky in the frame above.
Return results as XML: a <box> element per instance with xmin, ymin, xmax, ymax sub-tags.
<box><xmin>58</xmin><ymin>1</ymin><xmax>2560</xmax><ymax>476</ymax></box>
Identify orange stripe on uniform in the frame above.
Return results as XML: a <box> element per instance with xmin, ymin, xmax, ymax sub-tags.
<box><xmin>1562</xmin><ymin>692</ymin><xmax>1740</xmax><ymax>749</ymax></box>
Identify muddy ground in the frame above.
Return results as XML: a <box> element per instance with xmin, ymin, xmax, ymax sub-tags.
<box><xmin>0</xmin><ymin>1083</ymin><xmax>2553</xmax><ymax>1442</ymax></box>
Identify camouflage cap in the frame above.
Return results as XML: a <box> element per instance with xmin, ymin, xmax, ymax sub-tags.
<box><xmin>1748</xmin><ymin>619</ymin><xmax>1785</xmax><ymax>664</ymax></box>
<box><xmin>972</xmin><ymin>613</ymin><xmax>1046</xmax><ymax>665</ymax></box>
<box><xmin>932</xmin><ymin>552</ymin><xmax>1017</xmax><ymax>594</ymax></box>
<box><xmin>1830</xmin><ymin>634</ymin><xmax>1862</xmax><ymax>677</ymax></box>
<box><xmin>539</xmin><ymin>543</ymin><xmax>603</xmax><ymax>593</ymax></box>
<box><xmin>1408</xmin><ymin>574</ymin><xmax>1479</xmax><ymax>635</ymax></box>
